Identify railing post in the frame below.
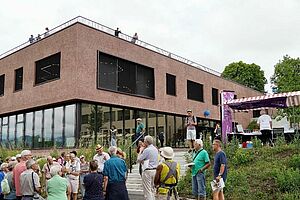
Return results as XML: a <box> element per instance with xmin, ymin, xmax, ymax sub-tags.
<box><xmin>129</xmin><ymin>146</ymin><xmax>132</xmax><ymax>173</ymax></box>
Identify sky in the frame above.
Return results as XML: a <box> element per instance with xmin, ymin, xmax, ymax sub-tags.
<box><xmin>0</xmin><ymin>0</ymin><xmax>299</xmax><ymax>92</ymax></box>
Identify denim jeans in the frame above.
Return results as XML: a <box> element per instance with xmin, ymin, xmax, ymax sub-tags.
<box><xmin>192</xmin><ymin>172</ymin><xmax>206</xmax><ymax>197</ymax></box>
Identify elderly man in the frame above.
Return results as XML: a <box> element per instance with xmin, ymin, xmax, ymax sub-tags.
<box><xmin>13</xmin><ymin>150</ymin><xmax>32</xmax><ymax>200</ymax></box>
<box><xmin>93</xmin><ymin>145</ymin><xmax>110</xmax><ymax>173</ymax></box>
<box><xmin>20</xmin><ymin>159</ymin><xmax>41</xmax><ymax>200</ymax></box>
<box><xmin>65</xmin><ymin>153</ymin><xmax>80</xmax><ymax>200</ymax></box>
<box><xmin>137</xmin><ymin>135</ymin><xmax>159</xmax><ymax>200</ymax></box>
<box><xmin>212</xmin><ymin>139</ymin><xmax>227</xmax><ymax>200</ymax></box>
<box><xmin>103</xmin><ymin>146</ymin><xmax>129</xmax><ymax>200</ymax></box>
<box><xmin>192</xmin><ymin>139</ymin><xmax>210</xmax><ymax>200</ymax></box>
<box><xmin>154</xmin><ymin>147</ymin><xmax>180</xmax><ymax>200</ymax></box>
<box><xmin>186</xmin><ymin>109</ymin><xmax>197</xmax><ymax>153</ymax></box>
<box><xmin>42</xmin><ymin>156</ymin><xmax>60</xmax><ymax>180</ymax></box>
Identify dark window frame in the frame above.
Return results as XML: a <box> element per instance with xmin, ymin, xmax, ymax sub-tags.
<box><xmin>166</xmin><ymin>73</ymin><xmax>176</xmax><ymax>96</ymax></box>
<box><xmin>212</xmin><ymin>88</ymin><xmax>219</xmax><ymax>106</ymax></box>
<box><xmin>0</xmin><ymin>74</ymin><xmax>5</xmax><ymax>96</ymax></box>
<box><xmin>187</xmin><ymin>80</ymin><xmax>204</xmax><ymax>102</ymax></box>
<box><xmin>35</xmin><ymin>52</ymin><xmax>61</xmax><ymax>85</ymax></box>
<box><xmin>97</xmin><ymin>51</ymin><xmax>155</xmax><ymax>99</ymax></box>
<box><xmin>14</xmin><ymin>67</ymin><xmax>23</xmax><ymax>92</ymax></box>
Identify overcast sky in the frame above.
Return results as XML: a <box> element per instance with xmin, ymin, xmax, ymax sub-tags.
<box><xmin>1</xmin><ymin>0</ymin><xmax>299</xmax><ymax>92</ymax></box>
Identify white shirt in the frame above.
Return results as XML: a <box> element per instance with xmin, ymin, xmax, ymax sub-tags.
<box><xmin>258</xmin><ymin>114</ymin><xmax>272</xmax><ymax>130</ymax></box>
<box><xmin>93</xmin><ymin>152</ymin><xmax>110</xmax><ymax>172</ymax></box>
<box><xmin>65</xmin><ymin>160</ymin><xmax>80</xmax><ymax>180</ymax></box>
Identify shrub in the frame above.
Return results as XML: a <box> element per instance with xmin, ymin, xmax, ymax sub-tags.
<box><xmin>231</xmin><ymin>148</ymin><xmax>254</xmax><ymax>166</ymax></box>
<box><xmin>275</xmin><ymin>168</ymin><xmax>300</xmax><ymax>193</ymax></box>
<box><xmin>288</xmin><ymin>154</ymin><xmax>300</xmax><ymax>170</ymax></box>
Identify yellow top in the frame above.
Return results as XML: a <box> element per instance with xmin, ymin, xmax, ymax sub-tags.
<box><xmin>158</xmin><ymin>160</ymin><xmax>180</xmax><ymax>195</ymax></box>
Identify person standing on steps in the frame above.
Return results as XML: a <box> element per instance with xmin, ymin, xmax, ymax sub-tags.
<box><xmin>186</xmin><ymin>109</ymin><xmax>197</xmax><ymax>153</ymax></box>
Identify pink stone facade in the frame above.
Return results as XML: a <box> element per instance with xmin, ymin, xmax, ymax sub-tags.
<box><xmin>0</xmin><ymin>23</ymin><xmax>262</xmax><ymax>128</ymax></box>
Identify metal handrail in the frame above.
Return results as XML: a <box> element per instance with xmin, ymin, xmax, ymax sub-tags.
<box><xmin>0</xmin><ymin>16</ymin><xmax>221</xmax><ymax>76</ymax></box>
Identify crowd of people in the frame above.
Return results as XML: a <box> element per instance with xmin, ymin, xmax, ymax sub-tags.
<box><xmin>0</xmin><ymin>146</ymin><xmax>128</xmax><ymax>200</ymax></box>
<box><xmin>28</xmin><ymin>27</ymin><xmax>49</xmax><ymax>43</ymax></box>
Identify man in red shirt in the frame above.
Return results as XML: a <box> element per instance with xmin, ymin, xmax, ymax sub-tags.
<box><xmin>13</xmin><ymin>150</ymin><xmax>32</xmax><ymax>200</ymax></box>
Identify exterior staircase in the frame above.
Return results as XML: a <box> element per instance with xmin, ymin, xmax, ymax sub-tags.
<box><xmin>126</xmin><ymin>149</ymin><xmax>189</xmax><ymax>196</ymax></box>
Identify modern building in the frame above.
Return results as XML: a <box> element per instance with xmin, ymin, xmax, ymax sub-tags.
<box><xmin>0</xmin><ymin>16</ymin><xmax>262</xmax><ymax>149</ymax></box>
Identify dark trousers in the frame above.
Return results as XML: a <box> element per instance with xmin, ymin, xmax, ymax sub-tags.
<box><xmin>261</xmin><ymin>130</ymin><xmax>272</xmax><ymax>145</ymax></box>
<box><xmin>105</xmin><ymin>181</ymin><xmax>129</xmax><ymax>200</ymax></box>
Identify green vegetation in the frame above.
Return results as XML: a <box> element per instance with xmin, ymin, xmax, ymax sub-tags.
<box><xmin>178</xmin><ymin>137</ymin><xmax>300</xmax><ymax>200</ymax></box>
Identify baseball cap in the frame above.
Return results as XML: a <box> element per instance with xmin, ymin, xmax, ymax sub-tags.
<box><xmin>21</xmin><ymin>150</ymin><xmax>32</xmax><ymax>157</ymax></box>
<box><xmin>187</xmin><ymin>109</ymin><xmax>192</xmax><ymax>112</ymax></box>
<box><xmin>136</xmin><ymin>118</ymin><xmax>142</xmax><ymax>121</ymax></box>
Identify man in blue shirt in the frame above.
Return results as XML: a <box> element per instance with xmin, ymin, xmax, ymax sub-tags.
<box><xmin>212</xmin><ymin>139</ymin><xmax>228</xmax><ymax>200</ymax></box>
<box><xmin>103</xmin><ymin>146</ymin><xmax>129</xmax><ymax>200</ymax></box>
<box><xmin>135</xmin><ymin>118</ymin><xmax>145</xmax><ymax>146</ymax></box>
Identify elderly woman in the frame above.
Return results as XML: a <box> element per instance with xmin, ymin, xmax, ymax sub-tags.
<box><xmin>47</xmin><ymin>165</ymin><xmax>70</xmax><ymax>200</ymax></box>
<box><xmin>4</xmin><ymin>161</ymin><xmax>17</xmax><ymax>200</ymax></box>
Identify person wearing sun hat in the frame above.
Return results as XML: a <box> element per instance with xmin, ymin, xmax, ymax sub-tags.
<box><xmin>93</xmin><ymin>145</ymin><xmax>110</xmax><ymax>173</ymax></box>
<box><xmin>154</xmin><ymin>147</ymin><xmax>180</xmax><ymax>200</ymax></box>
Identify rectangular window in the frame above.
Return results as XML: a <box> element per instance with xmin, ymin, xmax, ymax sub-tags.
<box><xmin>212</xmin><ymin>88</ymin><xmax>219</xmax><ymax>105</ymax></box>
<box><xmin>35</xmin><ymin>52</ymin><xmax>61</xmax><ymax>85</ymax></box>
<box><xmin>15</xmin><ymin>67</ymin><xmax>23</xmax><ymax>91</ymax></box>
<box><xmin>0</xmin><ymin>74</ymin><xmax>5</xmax><ymax>96</ymax></box>
<box><xmin>166</xmin><ymin>73</ymin><xmax>176</xmax><ymax>96</ymax></box>
<box><xmin>187</xmin><ymin>80</ymin><xmax>204</xmax><ymax>102</ymax></box>
<box><xmin>98</xmin><ymin>52</ymin><xmax>155</xmax><ymax>98</ymax></box>
<box><xmin>253</xmin><ymin>110</ymin><xmax>261</xmax><ymax>118</ymax></box>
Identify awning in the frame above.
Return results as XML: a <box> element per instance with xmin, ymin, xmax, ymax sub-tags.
<box><xmin>225</xmin><ymin>91</ymin><xmax>300</xmax><ymax>111</ymax></box>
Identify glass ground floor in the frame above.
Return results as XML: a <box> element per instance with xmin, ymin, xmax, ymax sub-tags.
<box><xmin>0</xmin><ymin>101</ymin><xmax>219</xmax><ymax>149</ymax></box>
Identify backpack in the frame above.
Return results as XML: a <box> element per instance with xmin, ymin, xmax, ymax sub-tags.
<box><xmin>1</xmin><ymin>177</ymin><xmax>10</xmax><ymax>195</ymax></box>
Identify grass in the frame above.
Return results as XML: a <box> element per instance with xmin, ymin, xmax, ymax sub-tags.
<box><xmin>177</xmin><ymin>137</ymin><xmax>300</xmax><ymax>200</ymax></box>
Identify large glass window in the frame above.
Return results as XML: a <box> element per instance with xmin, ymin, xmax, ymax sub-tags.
<box><xmin>147</xmin><ymin>112</ymin><xmax>156</xmax><ymax>141</ymax></box>
<box><xmin>112</xmin><ymin>107</ymin><xmax>124</xmax><ymax>146</ymax></box>
<box><xmin>25</xmin><ymin>113</ymin><xmax>33</xmax><ymax>148</ymax></box>
<box><xmin>187</xmin><ymin>80</ymin><xmax>204</xmax><ymax>102</ymax></box>
<box><xmin>34</xmin><ymin>111</ymin><xmax>43</xmax><ymax>148</ymax></box>
<box><xmin>44</xmin><ymin>109</ymin><xmax>53</xmax><ymax>147</ymax></box>
<box><xmin>16</xmin><ymin>114</ymin><xmax>24</xmax><ymax>148</ymax></box>
<box><xmin>80</xmin><ymin>104</ymin><xmax>96</xmax><ymax>147</ymax></box>
<box><xmin>15</xmin><ymin>67</ymin><xmax>23</xmax><ymax>91</ymax></box>
<box><xmin>175</xmin><ymin>116</ymin><xmax>185</xmax><ymax>147</ymax></box>
<box><xmin>124</xmin><ymin>109</ymin><xmax>135</xmax><ymax>146</ymax></box>
<box><xmin>166</xmin><ymin>115</ymin><xmax>175</xmax><ymax>146</ymax></box>
<box><xmin>212</xmin><ymin>88</ymin><xmax>219</xmax><ymax>105</ymax></box>
<box><xmin>1</xmin><ymin>117</ymin><xmax>8</xmax><ymax>148</ymax></box>
<box><xmin>96</xmin><ymin>106</ymin><xmax>110</xmax><ymax>146</ymax></box>
<box><xmin>65</xmin><ymin>105</ymin><xmax>76</xmax><ymax>148</ymax></box>
<box><xmin>157</xmin><ymin>114</ymin><xmax>166</xmax><ymax>147</ymax></box>
<box><xmin>166</xmin><ymin>73</ymin><xmax>176</xmax><ymax>96</ymax></box>
<box><xmin>0</xmin><ymin>74</ymin><xmax>5</xmax><ymax>96</ymax></box>
<box><xmin>54</xmin><ymin>107</ymin><xmax>63</xmax><ymax>147</ymax></box>
<box><xmin>98</xmin><ymin>52</ymin><xmax>155</xmax><ymax>98</ymax></box>
<box><xmin>8</xmin><ymin>116</ymin><xmax>16</xmax><ymax>148</ymax></box>
<box><xmin>35</xmin><ymin>52</ymin><xmax>61</xmax><ymax>85</ymax></box>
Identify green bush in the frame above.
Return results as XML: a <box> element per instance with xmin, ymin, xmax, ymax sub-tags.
<box><xmin>231</xmin><ymin>148</ymin><xmax>254</xmax><ymax>166</ymax></box>
<box><xmin>275</xmin><ymin>168</ymin><xmax>300</xmax><ymax>193</ymax></box>
<box><xmin>288</xmin><ymin>154</ymin><xmax>300</xmax><ymax>169</ymax></box>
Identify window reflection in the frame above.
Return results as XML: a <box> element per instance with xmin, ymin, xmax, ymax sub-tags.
<box><xmin>147</xmin><ymin>112</ymin><xmax>156</xmax><ymax>141</ymax></box>
<box><xmin>166</xmin><ymin>115</ymin><xmax>175</xmax><ymax>146</ymax></box>
<box><xmin>80</xmin><ymin>104</ymin><xmax>96</xmax><ymax>147</ymax></box>
<box><xmin>34</xmin><ymin>111</ymin><xmax>43</xmax><ymax>148</ymax></box>
<box><xmin>54</xmin><ymin>107</ymin><xmax>63</xmax><ymax>147</ymax></box>
<box><xmin>9</xmin><ymin>116</ymin><xmax>16</xmax><ymax>148</ymax></box>
<box><xmin>1</xmin><ymin>117</ymin><xmax>8</xmax><ymax>148</ymax></box>
<box><xmin>124</xmin><ymin>109</ymin><xmax>135</xmax><ymax>146</ymax></box>
<box><xmin>25</xmin><ymin>113</ymin><xmax>33</xmax><ymax>148</ymax></box>
<box><xmin>16</xmin><ymin>114</ymin><xmax>24</xmax><ymax>148</ymax></box>
<box><xmin>112</xmin><ymin>107</ymin><xmax>123</xmax><ymax>146</ymax></box>
<box><xmin>96</xmin><ymin>106</ymin><xmax>110</xmax><ymax>146</ymax></box>
<box><xmin>175</xmin><ymin>116</ymin><xmax>185</xmax><ymax>147</ymax></box>
<box><xmin>44</xmin><ymin>109</ymin><xmax>53</xmax><ymax>147</ymax></box>
<box><xmin>157</xmin><ymin>114</ymin><xmax>166</xmax><ymax>147</ymax></box>
<box><xmin>65</xmin><ymin>105</ymin><xmax>76</xmax><ymax>148</ymax></box>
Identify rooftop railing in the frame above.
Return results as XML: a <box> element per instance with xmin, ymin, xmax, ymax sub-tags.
<box><xmin>0</xmin><ymin>16</ymin><xmax>221</xmax><ymax>76</ymax></box>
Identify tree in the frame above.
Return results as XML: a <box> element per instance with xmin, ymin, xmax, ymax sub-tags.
<box><xmin>221</xmin><ymin>61</ymin><xmax>267</xmax><ymax>92</ymax></box>
<box><xmin>271</xmin><ymin>55</ymin><xmax>300</xmax><ymax>125</ymax></box>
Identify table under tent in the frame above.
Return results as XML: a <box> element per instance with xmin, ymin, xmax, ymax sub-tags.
<box><xmin>222</xmin><ymin>91</ymin><xmax>300</xmax><ymax>144</ymax></box>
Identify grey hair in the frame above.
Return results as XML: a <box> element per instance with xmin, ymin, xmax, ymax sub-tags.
<box><xmin>50</xmin><ymin>165</ymin><xmax>62</xmax><ymax>177</ymax></box>
<box><xmin>109</xmin><ymin>146</ymin><xmax>117</xmax><ymax>155</ymax></box>
<box><xmin>144</xmin><ymin>135</ymin><xmax>153</xmax><ymax>145</ymax></box>
<box><xmin>26</xmin><ymin>159</ymin><xmax>36</xmax><ymax>169</ymax></box>
<box><xmin>195</xmin><ymin>139</ymin><xmax>203</xmax><ymax>147</ymax></box>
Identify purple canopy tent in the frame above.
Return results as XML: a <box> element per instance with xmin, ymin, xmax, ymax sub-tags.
<box><xmin>225</xmin><ymin>91</ymin><xmax>300</xmax><ymax>111</ymax></box>
<box><xmin>222</xmin><ymin>91</ymin><xmax>300</xmax><ymax>142</ymax></box>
